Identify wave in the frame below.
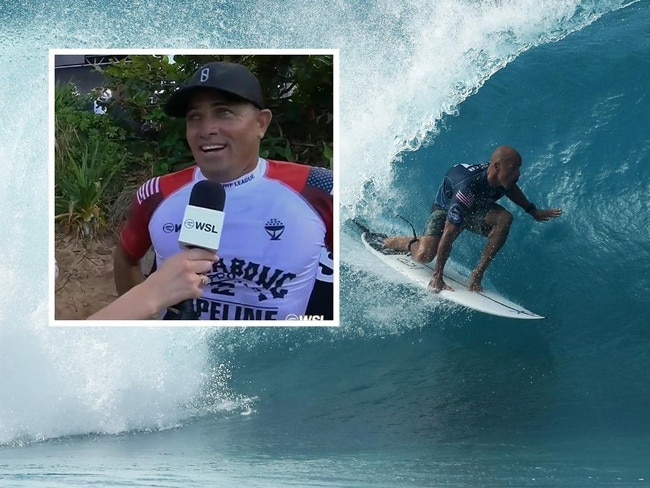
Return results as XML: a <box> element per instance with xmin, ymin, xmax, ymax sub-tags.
<box><xmin>0</xmin><ymin>0</ymin><xmax>636</xmax><ymax>445</ymax></box>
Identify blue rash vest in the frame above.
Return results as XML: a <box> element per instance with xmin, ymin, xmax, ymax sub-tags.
<box><xmin>433</xmin><ymin>163</ymin><xmax>507</xmax><ymax>226</ymax></box>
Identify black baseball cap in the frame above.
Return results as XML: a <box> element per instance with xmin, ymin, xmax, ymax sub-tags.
<box><xmin>164</xmin><ymin>61</ymin><xmax>265</xmax><ymax>117</ymax></box>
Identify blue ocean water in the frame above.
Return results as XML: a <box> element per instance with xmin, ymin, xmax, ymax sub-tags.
<box><xmin>1</xmin><ymin>0</ymin><xmax>649</xmax><ymax>486</ymax></box>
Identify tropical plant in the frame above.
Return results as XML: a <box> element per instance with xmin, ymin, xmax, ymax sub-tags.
<box><xmin>55</xmin><ymin>128</ymin><xmax>126</xmax><ymax>240</ymax></box>
<box><xmin>54</xmin><ymin>82</ymin><xmax>128</xmax><ymax>240</ymax></box>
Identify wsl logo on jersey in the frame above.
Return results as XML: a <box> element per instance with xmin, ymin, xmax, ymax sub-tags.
<box><xmin>163</xmin><ymin>222</ymin><xmax>181</xmax><ymax>233</ymax></box>
<box><xmin>264</xmin><ymin>218</ymin><xmax>285</xmax><ymax>240</ymax></box>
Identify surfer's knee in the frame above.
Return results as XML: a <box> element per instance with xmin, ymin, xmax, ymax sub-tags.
<box><xmin>494</xmin><ymin>210</ymin><xmax>513</xmax><ymax>232</ymax></box>
<box><xmin>412</xmin><ymin>236</ymin><xmax>437</xmax><ymax>262</ymax></box>
<box><xmin>413</xmin><ymin>250</ymin><xmax>434</xmax><ymax>263</ymax></box>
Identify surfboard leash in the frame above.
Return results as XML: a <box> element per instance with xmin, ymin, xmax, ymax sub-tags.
<box><xmin>395</xmin><ymin>214</ymin><xmax>420</xmax><ymax>255</ymax></box>
<box><xmin>350</xmin><ymin>218</ymin><xmax>371</xmax><ymax>234</ymax></box>
<box><xmin>396</xmin><ymin>214</ymin><xmax>418</xmax><ymax>240</ymax></box>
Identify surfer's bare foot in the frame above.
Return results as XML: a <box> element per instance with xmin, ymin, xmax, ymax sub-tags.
<box><xmin>428</xmin><ymin>278</ymin><xmax>453</xmax><ymax>293</ymax></box>
<box><xmin>381</xmin><ymin>236</ymin><xmax>398</xmax><ymax>249</ymax></box>
<box><xmin>467</xmin><ymin>282</ymin><xmax>484</xmax><ymax>292</ymax></box>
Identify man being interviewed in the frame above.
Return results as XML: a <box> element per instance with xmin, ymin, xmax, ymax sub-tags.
<box><xmin>113</xmin><ymin>61</ymin><xmax>333</xmax><ymax>321</ymax></box>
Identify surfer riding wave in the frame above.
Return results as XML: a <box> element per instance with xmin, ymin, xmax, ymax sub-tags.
<box><xmin>382</xmin><ymin>146</ymin><xmax>562</xmax><ymax>293</ymax></box>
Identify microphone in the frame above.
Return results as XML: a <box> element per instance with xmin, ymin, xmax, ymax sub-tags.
<box><xmin>163</xmin><ymin>180</ymin><xmax>226</xmax><ymax>320</ymax></box>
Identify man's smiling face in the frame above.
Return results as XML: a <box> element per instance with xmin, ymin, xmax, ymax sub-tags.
<box><xmin>185</xmin><ymin>89</ymin><xmax>271</xmax><ymax>182</ymax></box>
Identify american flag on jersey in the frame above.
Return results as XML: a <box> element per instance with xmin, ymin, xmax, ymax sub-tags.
<box><xmin>455</xmin><ymin>190</ymin><xmax>475</xmax><ymax>208</ymax></box>
<box><xmin>136</xmin><ymin>177</ymin><xmax>161</xmax><ymax>205</ymax></box>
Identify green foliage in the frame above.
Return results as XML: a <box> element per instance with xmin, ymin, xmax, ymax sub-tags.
<box><xmin>100</xmin><ymin>54</ymin><xmax>334</xmax><ymax>172</ymax></box>
<box><xmin>99</xmin><ymin>56</ymin><xmax>192</xmax><ymax>176</ymax></box>
<box><xmin>322</xmin><ymin>141</ymin><xmax>334</xmax><ymax>168</ymax></box>
<box><xmin>55</xmin><ymin>82</ymin><xmax>126</xmax><ymax>147</ymax></box>
<box><xmin>54</xmin><ymin>82</ymin><xmax>128</xmax><ymax>240</ymax></box>
<box><xmin>55</xmin><ymin>128</ymin><xmax>127</xmax><ymax>240</ymax></box>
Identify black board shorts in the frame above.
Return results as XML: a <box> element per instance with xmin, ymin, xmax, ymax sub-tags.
<box><xmin>423</xmin><ymin>204</ymin><xmax>499</xmax><ymax>237</ymax></box>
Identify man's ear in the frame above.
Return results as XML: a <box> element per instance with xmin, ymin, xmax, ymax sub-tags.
<box><xmin>256</xmin><ymin>109</ymin><xmax>272</xmax><ymax>139</ymax></box>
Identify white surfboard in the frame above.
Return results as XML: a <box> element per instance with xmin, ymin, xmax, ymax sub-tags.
<box><xmin>361</xmin><ymin>231</ymin><xmax>544</xmax><ymax>320</ymax></box>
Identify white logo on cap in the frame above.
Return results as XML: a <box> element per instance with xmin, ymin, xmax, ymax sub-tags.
<box><xmin>200</xmin><ymin>68</ymin><xmax>210</xmax><ymax>83</ymax></box>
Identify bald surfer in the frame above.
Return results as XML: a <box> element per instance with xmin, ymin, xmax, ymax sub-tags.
<box><xmin>382</xmin><ymin>146</ymin><xmax>562</xmax><ymax>293</ymax></box>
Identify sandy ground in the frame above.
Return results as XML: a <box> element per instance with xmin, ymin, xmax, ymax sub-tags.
<box><xmin>54</xmin><ymin>235</ymin><xmax>119</xmax><ymax>320</ymax></box>
<box><xmin>55</xmin><ymin>233</ymin><xmax>156</xmax><ymax>320</ymax></box>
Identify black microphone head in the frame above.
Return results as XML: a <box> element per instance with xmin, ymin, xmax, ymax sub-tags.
<box><xmin>189</xmin><ymin>180</ymin><xmax>226</xmax><ymax>211</ymax></box>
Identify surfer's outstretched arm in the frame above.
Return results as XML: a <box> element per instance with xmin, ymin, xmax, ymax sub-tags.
<box><xmin>505</xmin><ymin>185</ymin><xmax>562</xmax><ymax>221</ymax></box>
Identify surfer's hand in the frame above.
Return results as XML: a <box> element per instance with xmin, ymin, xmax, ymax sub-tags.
<box><xmin>532</xmin><ymin>207</ymin><xmax>562</xmax><ymax>222</ymax></box>
<box><xmin>428</xmin><ymin>277</ymin><xmax>453</xmax><ymax>293</ymax></box>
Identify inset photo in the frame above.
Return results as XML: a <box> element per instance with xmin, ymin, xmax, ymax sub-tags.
<box><xmin>50</xmin><ymin>49</ymin><xmax>338</xmax><ymax>325</ymax></box>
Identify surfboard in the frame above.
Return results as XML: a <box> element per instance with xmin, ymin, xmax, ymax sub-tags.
<box><xmin>360</xmin><ymin>230</ymin><xmax>544</xmax><ymax>320</ymax></box>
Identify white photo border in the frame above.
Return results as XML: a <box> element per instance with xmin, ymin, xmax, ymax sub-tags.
<box><xmin>49</xmin><ymin>48</ymin><xmax>340</xmax><ymax>327</ymax></box>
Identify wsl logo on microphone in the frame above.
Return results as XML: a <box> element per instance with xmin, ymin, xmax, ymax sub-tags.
<box><xmin>183</xmin><ymin>218</ymin><xmax>221</xmax><ymax>234</ymax></box>
<box><xmin>264</xmin><ymin>218</ymin><xmax>285</xmax><ymax>240</ymax></box>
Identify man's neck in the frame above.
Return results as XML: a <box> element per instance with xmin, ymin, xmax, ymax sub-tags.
<box><xmin>202</xmin><ymin>158</ymin><xmax>260</xmax><ymax>183</ymax></box>
<box><xmin>486</xmin><ymin>163</ymin><xmax>501</xmax><ymax>188</ymax></box>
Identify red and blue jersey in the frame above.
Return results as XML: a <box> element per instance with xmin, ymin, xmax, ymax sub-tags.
<box><xmin>119</xmin><ymin>158</ymin><xmax>333</xmax><ymax>320</ymax></box>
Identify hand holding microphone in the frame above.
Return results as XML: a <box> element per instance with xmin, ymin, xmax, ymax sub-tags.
<box><xmin>88</xmin><ymin>248</ymin><xmax>218</xmax><ymax>320</ymax></box>
<box><xmin>164</xmin><ymin>180</ymin><xmax>226</xmax><ymax>320</ymax></box>
<box><xmin>147</xmin><ymin>248</ymin><xmax>218</xmax><ymax>309</ymax></box>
